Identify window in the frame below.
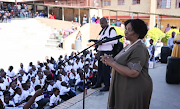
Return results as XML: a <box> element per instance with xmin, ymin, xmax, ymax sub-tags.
<box><xmin>104</xmin><ymin>0</ymin><xmax>111</xmax><ymax>6</ymax></box>
<box><xmin>118</xmin><ymin>0</ymin><xmax>124</xmax><ymax>5</ymax></box>
<box><xmin>157</xmin><ymin>0</ymin><xmax>171</xmax><ymax>9</ymax></box>
<box><xmin>132</xmin><ymin>0</ymin><xmax>140</xmax><ymax>4</ymax></box>
<box><xmin>176</xmin><ymin>0</ymin><xmax>180</xmax><ymax>8</ymax></box>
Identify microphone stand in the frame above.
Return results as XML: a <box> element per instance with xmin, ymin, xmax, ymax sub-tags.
<box><xmin>60</xmin><ymin>38</ymin><xmax>104</xmax><ymax>109</ymax></box>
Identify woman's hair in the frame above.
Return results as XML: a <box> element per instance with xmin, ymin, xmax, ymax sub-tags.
<box><xmin>125</xmin><ymin>19</ymin><xmax>148</xmax><ymax>39</ymax></box>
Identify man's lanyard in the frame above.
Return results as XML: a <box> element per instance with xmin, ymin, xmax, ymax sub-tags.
<box><xmin>99</xmin><ymin>25</ymin><xmax>109</xmax><ymax>36</ymax></box>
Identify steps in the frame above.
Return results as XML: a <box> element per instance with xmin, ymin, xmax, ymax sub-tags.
<box><xmin>45</xmin><ymin>39</ymin><xmax>61</xmax><ymax>48</ymax></box>
<box><xmin>0</xmin><ymin>18</ymin><xmax>52</xmax><ymax>49</ymax></box>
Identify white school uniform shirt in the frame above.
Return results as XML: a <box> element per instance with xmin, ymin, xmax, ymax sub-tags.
<box><xmin>86</xmin><ymin>54</ymin><xmax>91</xmax><ymax>59</ymax></box>
<box><xmin>31</xmin><ymin>81</ymin><xmax>36</xmax><ymax>89</ymax></box>
<box><xmin>75</xmin><ymin>73</ymin><xmax>80</xmax><ymax>80</ymax></box>
<box><xmin>49</xmin><ymin>94</ymin><xmax>60</xmax><ymax>106</ymax></box>
<box><xmin>27</xmin><ymin>73</ymin><xmax>35</xmax><ymax>79</ymax></box>
<box><xmin>167</xmin><ymin>37</ymin><xmax>174</xmax><ymax>47</ymax></box>
<box><xmin>85</xmin><ymin>72</ymin><xmax>90</xmax><ymax>78</ymax></box>
<box><xmin>9</xmin><ymin>87</ymin><xmax>15</xmax><ymax>96</ymax></box>
<box><xmin>32</xmin><ymin>70</ymin><xmax>37</xmax><ymax>75</ymax></box>
<box><xmin>69</xmin><ymin>72</ymin><xmax>76</xmax><ymax>80</ymax></box>
<box><xmin>27</xmin><ymin>66</ymin><xmax>32</xmax><ymax>72</ymax></box>
<box><xmin>35</xmin><ymin>78</ymin><xmax>45</xmax><ymax>86</ymax></box>
<box><xmin>17</xmin><ymin>68</ymin><xmax>26</xmax><ymax>73</ymax></box>
<box><xmin>22</xmin><ymin>74</ymin><xmax>28</xmax><ymax>83</ymax></box>
<box><xmin>78</xmin><ymin>61</ymin><xmax>84</xmax><ymax>69</ymax></box>
<box><xmin>36</xmin><ymin>64</ymin><xmax>40</xmax><ymax>69</ymax></box>
<box><xmin>3</xmin><ymin>77</ymin><xmax>9</xmax><ymax>87</ymax></box>
<box><xmin>53</xmin><ymin>80</ymin><xmax>62</xmax><ymax>91</ymax></box>
<box><xmin>6</xmin><ymin>70</ymin><xmax>15</xmax><ymax>77</ymax></box>
<box><xmin>61</xmin><ymin>75</ymin><xmax>69</xmax><ymax>83</ymax></box>
<box><xmin>60</xmin><ymin>86</ymin><xmax>70</xmax><ymax>95</ymax></box>
<box><xmin>65</xmin><ymin>65</ymin><xmax>72</xmax><ymax>72</ymax></box>
<box><xmin>62</xmin><ymin>66</ymin><xmax>67</xmax><ymax>73</ymax></box>
<box><xmin>22</xmin><ymin>90</ymin><xmax>30</xmax><ymax>99</ymax></box>
<box><xmin>13</xmin><ymin>93</ymin><xmax>26</xmax><ymax>104</ymax></box>
<box><xmin>47</xmin><ymin>84</ymin><xmax>54</xmax><ymax>92</ymax></box>
<box><xmin>49</xmin><ymin>63</ymin><xmax>55</xmax><ymax>71</ymax></box>
<box><xmin>3</xmin><ymin>100</ymin><xmax>15</xmax><ymax>107</ymax></box>
<box><xmin>98</xmin><ymin>26</ymin><xmax>118</xmax><ymax>51</ymax></box>
<box><xmin>75</xmin><ymin>78</ymin><xmax>83</xmax><ymax>85</ymax></box>
<box><xmin>0</xmin><ymin>83</ymin><xmax>6</xmax><ymax>97</ymax></box>
<box><xmin>73</xmin><ymin>62</ymin><xmax>79</xmax><ymax>71</ymax></box>
<box><xmin>35</xmin><ymin>95</ymin><xmax>44</xmax><ymax>102</ymax></box>
<box><xmin>28</xmin><ymin>85</ymin><xmax>35</xmax><ymax>94</ymax></box>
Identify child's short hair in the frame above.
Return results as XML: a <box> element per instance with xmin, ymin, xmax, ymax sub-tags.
<box><xmin>15</xmin><ymin>87</ymin><xmax>21</xmax><ymax>93</ymax></box>
<box><xmin>35</xmin><ymin>85</ymin><xmax>41</xmax><ymax>91</ymax></box>
<box><xmin>31</xmin><ymin>76</ymin><xmax>35</xmax><ymax>79</ymax></box>
<box><xmin>26</xmin><ymin>95</ymin><xmax>32</xmax><ymax>102</ymax></box>
<box><xmin>22</xmin><ymin>83</ymin><xmax>28</xmax><ymax>89</ymax></box>
<box><xmin>26</xmin><ymin>79</ymin><xmax>30</xmax><ymax>83</ymax></box>
<box><xmin>56</xmin><ymin>75</ymin><xmax>61</xmax><ymax>80</ymax></box>
<box><xmin>3</xmin><ymin>90</ymin><xmax>10</xmax><ymax>96</ymax></box>
<box><xmin>53</xmin><ymin>88</ymin><xmax>59</xmax><ymax>93</ymax></box>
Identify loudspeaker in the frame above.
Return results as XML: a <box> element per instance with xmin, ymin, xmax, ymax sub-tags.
<box><xmin>161</xmin><ymin>46</ymin><xmax>172</xmax><ymax>63</ymax></box>
<box><xmin>166</xmin><ymin>56</ymin><xmax>180</xmax><ymax>84</ymax></box>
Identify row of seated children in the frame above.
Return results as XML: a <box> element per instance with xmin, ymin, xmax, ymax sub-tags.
<box><xmin>0</xmin><ymin>51</ymin><xmax>97</xmax><ymax>108</ymax></box>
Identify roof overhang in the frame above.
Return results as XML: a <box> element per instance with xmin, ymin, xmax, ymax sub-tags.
<box><xmin>27</xmin><ymin>3</ymin><xmax>180</xmax><ymax>18</ymax></box>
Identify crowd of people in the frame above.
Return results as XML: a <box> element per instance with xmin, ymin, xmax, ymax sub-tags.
<box><xmin>0</xmin><ymin>50</ymin><xmax>98</xmax><ymax>108</ymax></box>
<box><xmin>0</xmin><ymin>3</ymin><xmax>36</xmax><ymax>23</ymax></box>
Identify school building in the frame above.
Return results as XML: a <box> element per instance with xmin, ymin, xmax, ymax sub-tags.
<box><xmin>1</xmin><ymin>0</ymin><xmax>180</xmax><ymax>31</ymax></box>
<box><xmin>102</xmin><ymin>0</ymin><xmax>180</xmax><ymax>31</ymax></box>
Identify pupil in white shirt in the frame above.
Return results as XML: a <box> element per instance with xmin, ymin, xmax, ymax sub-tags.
<box><xmin>18</xmin><ymin>76</ymin><xmax>23</xmax><ymax>83</ymax></box>
<box><xmin>4</xmin><ymin>95</ymin><xmax>12</xmax><ymax>107</ymax></box>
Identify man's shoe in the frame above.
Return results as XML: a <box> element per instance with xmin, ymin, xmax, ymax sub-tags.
<box><xmin>91</xmin><ymin>84</ymin><xmax>101</xmax><ymax>89</ymax></box>
<box><xmin>100</xmin><ymin>87</ymin><xmax>109</xmax><ymax>92</ymax></box>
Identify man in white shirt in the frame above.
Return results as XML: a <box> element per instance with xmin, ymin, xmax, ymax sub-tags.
<box><xmin>0</xmin><ymin>71</ymin><xmax>10</xmax><ymax>87</ymax></box>
<box><xmin>92</xmin><ymin>17</ymin><xmax>118</xmax><ymax>92</ymax></box>
<box><xmin>49</xmin><ymin>88</ymin><xmax>60</xmax><ymax>108</ymax></box>
<box><xmin>27</xmin><ymin>62</ymin><xmax>33</xmax><ymax>72</ymax></box>
<box><xmin>82</xmin><ymin>14</ymin><xmax>87</xmax><ymax>25</ymax></box>
<box><xmin>18</xmin><ymin>63</ymin><xmax>26</xmax><ymax>74</ymax></box>
<box><xmin>19</xmin><ymin>70</ymin><xmax>28</xmax><ymax>83</ymax></box>
<box><xmin>6</xmin><ymin>66</ymin><xmax>15</xmax><ymax>78</ymax></box>
<box><xmin>167</xmin><ymin>32</ymin><xmax>175</xmax><ymax>48</ymax></box>
<box><xmin>73</xmin><ymin>58</ymin><xmax>80</xmax><ymax>71</ymax></box>
<box><xmin>69</xmin><ymin>69</ymin><xmax>76</xmax><ymax>87</ymax></box>
<box><xmin>60</xmin><ymin>81</ymin><xmax>76</xmax><ymax>101</ymax></box>
<box><xmin>13</xmin><ymin>87</ymin><xmax>26</xmax><ymax>106</ymax></box>
<box><xmin>53</xmin><ymin>75</ymin><xmax>62</xmax><ymax>91</ymax></box>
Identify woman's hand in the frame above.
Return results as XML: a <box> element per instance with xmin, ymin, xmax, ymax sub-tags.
<box><xmin>34</xmin><ymin>89</ymin><xmax>43</xmax><ymax>97</ymax></box>
<box><xmin>100</xmin><ymin>54</ymin><xmax>114</xmax><ymax>66</ymax></box>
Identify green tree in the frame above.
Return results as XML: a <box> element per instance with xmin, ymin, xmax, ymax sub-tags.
<box><xmin>163</xmin><ymin>29</ymin><xmax>180</xmax><ymax>42</ymax></box>
<box><xmin>146</xmin><ymin>28</ymin><xmax>165</xmax><ymax>44</ymax></box>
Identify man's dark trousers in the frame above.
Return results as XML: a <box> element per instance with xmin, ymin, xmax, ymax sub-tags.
<box><xmin>96</xmin><ymin>51</ymin><xmax>112</xmax><ymax>88</ymax></box>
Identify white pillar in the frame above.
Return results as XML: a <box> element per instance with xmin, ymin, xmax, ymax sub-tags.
<box><xmin>79</xmin><ymin>8</ymin><xmax>80</xmax><ymax>24</ymax></box>
<box><xmin>47</xmin><ymin>6</ymin><xmax>49</xmax><ymax>18</ymax></box>
<box><xmin>157</xmin><ymin>15</ymin><xmax>159</xmax><ymax>28</ymax></box>
<box><xmin>131</xmin><ymin>12</ymin><xmax>133</xmax><ymax>19</ymax></box>
<box><xmin>62</xmin><ymin>7</ymin><xmax>64</xmax><ymax>21</ymax></box>
<box><xmin>88</xmin><ymin>8</ymin><xmax>90</xmax><ymax>23</ymax></box>
<box><xmin>109</xmin><ymin>10</ymin><xmax>110</xmax><ymax>25</ymax></box>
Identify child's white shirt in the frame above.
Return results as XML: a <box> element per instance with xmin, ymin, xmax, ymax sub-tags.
<box><xmin>49</xmin><ymin>94</ymin><xmax>60</xmax><ymax>106</ymax></box>
<box><xmin>60</xmin><ymin>86</ymin><xmax>70</xmax><ymax>95</ymax></box>
<box><xmin>53</xmin><ymin>80</ymin><xmax>62</xmax><ymax>91</ymax></box>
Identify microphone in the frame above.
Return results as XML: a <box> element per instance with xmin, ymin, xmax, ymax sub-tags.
<box><xmin>42</xmin><ymin>74</ymin><xmax>54</xmax><ymax>90</ymax></box>
<box><xmin>88</xmin><ymin>39</ymin><xmax>98</xmax><ymax>43</ymax></box>
<box><xmin>102</xmin><ymin>35</ymin><xmax>123</xmax><ymax>43</ymax></box>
